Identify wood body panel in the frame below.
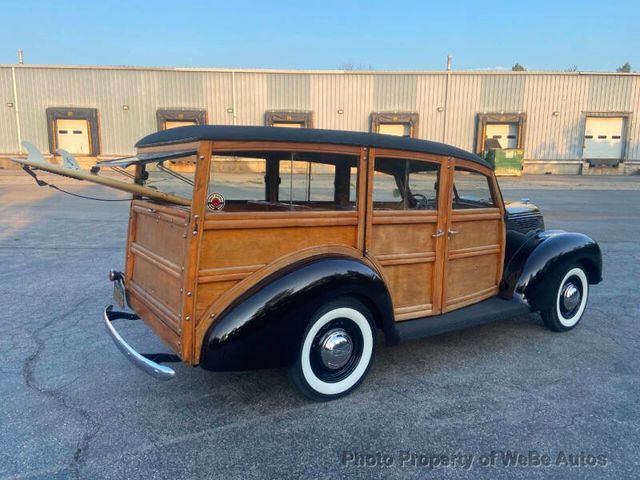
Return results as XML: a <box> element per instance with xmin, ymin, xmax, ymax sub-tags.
<box><xmin>180</xmin><ymin>141</ymin><xmax>213</xmax><ymax>363</ymax></box>
<box><xmin>195</xmin><ymin>215</ymin><xmax>358</xmax><ymax>320</ymax></box>
<box><xmin>128</xmin><ymin>291</ymin><xmax>181</xmax><ymax>353</ymax></box>
<box><xmin>369</xmin><ymin>216</ymin><xmax>439</xmax><ymax>319</ymax></box>
<box><xmin>125</xmin><ymin>199</ymin><xmax>190</xmax><ymax>355</ymax></box>
<box><xmin>194</xmin><ymin>244</ymin><xmax>367</xmax><ymax>359</ymax></box>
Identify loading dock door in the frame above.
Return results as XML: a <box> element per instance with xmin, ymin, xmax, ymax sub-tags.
<box><xmin>485</xmin><ymin>123</ymin><xmax>518</xmax><ymax>149</ymax></box>
<box><xmin>164</xmin><ymin>120</ymin><xmax>197</xmax><ymax>130</ymax></box>
<box><xmin>272</xmin><ymin>122</ymin><xmax>304</xmax><ymax>128</ymax></box>
<box><xmin>583</xmin><ymin>117</ymin><xmax>625</xmax><ymax>159</ymax></box>
<box><xmin>378</xmin><ymin>123</ymin><xmax>411</xmax><ymax>137</ymax></box>
<box><xmin>56</xmin><ymin>119</ymin><xmax>90</xmax><ymax>155</ymax></box>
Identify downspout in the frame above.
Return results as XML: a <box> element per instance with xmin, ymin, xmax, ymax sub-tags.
<box><xmin>231</xmin><ymin>71</ymin><xmax>237</xmax><ymax>125</ymax></box>
<box><xmin>11</xmin><ymin>66</ymin><xmax>22</xmax><ymax>154</ymax></box>
<box><xmin>442</xmin><ymin>55</ymin><xmax>452</xmax><ymax>144</ymax></box>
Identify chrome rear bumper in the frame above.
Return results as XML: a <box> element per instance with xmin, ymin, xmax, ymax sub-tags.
<box><xmin>103</xmin><ymin>306</ymin><xmax>176</xmax><ymax>381</ymax></box>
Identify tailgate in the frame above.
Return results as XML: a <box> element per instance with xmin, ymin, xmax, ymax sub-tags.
<box><xmin>125</xmin><ymin>200</ymin><xmax>190</xmax><ymax>356</ymax></box>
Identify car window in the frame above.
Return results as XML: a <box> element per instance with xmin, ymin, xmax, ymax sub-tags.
<box><xmin>143</xmin><ymin>157</ymin><xmax>197</xmax><ymax>200</ymax></box>
<box><xmin>208</xmin><ymin>155</ymin><xmax>266</xmax><ymax>202</ymax></box>
<box><xmin>207</xmin><ymin>150</ymin><xmax>358</xmax><ymax>212</ymax></box>
<box><xmin>279</xmin><ymin>155</ymin><xmax>357</xmax><ymax>206</ymax></box>
<box><xmin>373</xmin><ymin>157</ymin><xmax>439</xmax><ymax>210</ymax></box>
<box><xmin>451</xmin><ymin>168</ymin><xmax>495</xmax><ymax>209</ymax></box>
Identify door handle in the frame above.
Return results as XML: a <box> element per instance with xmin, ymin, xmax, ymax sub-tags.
<box><xmin>432</xmin><ymin>229</ymin><xmax>445</xmax><ymax>238</ymax></box>
<box><xmin>448</xmin><ymin>228</ymin><xmax>458</xmax><ymax>237</ymax></box>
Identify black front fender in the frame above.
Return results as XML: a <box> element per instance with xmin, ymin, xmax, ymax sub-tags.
<box><xmin>501</xmin><ymin>230</ymin><xmax>602</xmax><ymax>310</ymax></box>
<box><xmin>200</xmin><ymin>255</ymin><xmax>394</xmax><ymax>372</ymax></box>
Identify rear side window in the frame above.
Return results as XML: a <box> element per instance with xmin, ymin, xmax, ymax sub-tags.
<box><xmin>372</xmin><ymin>157</ymin><xmax>440</xmax><ymax>210</ymax></box>
<box><xmin>208</xmin><ymin>154</ymin><xmax>266</xmax><ymax>202</ymax></box>
<box><xmin>143</xmin><ymin>157</ymin><xmax>197</xmax><ymax>200</ymax></box>
<box><xmin>452</xmin><ymin>168</ymin><xmax>495</xmax><ymax>209</ymax></box>
<box><xmin>207</xmin><ymin>150</ymin><xmax>358</xmax><ymax>212</ymax></box>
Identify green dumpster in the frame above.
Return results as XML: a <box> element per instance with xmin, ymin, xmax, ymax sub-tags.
<box><xmin>485</xmin><ymin>148</ymin><xmax>524</xmax><ymax>176</ymax></box>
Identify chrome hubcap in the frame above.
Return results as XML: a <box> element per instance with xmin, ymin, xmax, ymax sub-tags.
<box><xmin>561</xmin><ymin>282</ymin><xmax>581</xmax><ymax>313</ymax></box>
<box><xmin>319</xmin><ymin>328</ymin><xmax>353</xmax><ymax>370</ymax></box>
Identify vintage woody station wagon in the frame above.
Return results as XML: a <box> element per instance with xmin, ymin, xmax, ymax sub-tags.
<box><xmin>11</xmin><ymin>126</ymin><xmax>602</xmax><ymax>400</ymax></box>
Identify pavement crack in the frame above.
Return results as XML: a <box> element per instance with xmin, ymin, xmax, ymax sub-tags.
<box><xmin>20</xmin><ymin>288</ymin><xmax>104</xmax><ymax>480</ymax></box>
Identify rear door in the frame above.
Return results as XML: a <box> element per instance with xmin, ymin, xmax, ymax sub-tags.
<box><xmin>125</xmin><ymin>201</ymin><xmax>191</xmax><ymax>355</ymax></box>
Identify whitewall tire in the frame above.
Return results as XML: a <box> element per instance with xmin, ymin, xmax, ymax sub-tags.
<box><xmin>290</xmin><ymin>298</ymin><xmax>375</xmax><ymax>401</ymax></box>
<box><xmin>541</xmin><ymin>265</ymin><xmax>589</xmax><ymax>332</ymax></box>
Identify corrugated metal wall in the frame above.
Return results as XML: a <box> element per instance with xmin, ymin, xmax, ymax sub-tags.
<box><xmin>310</xmin><ymin>74</ymin><xmax>374</xmax><ymax>132</ymax></box>
<box><xmin>11</xmin><ymin>67</ymin><xmax>234</xmax><ymax>154</ymax></box>
<box><xmin>0</xmin><ymin>66</ymin><xmax>638</xmax><ymax>161</ymax></box>
<box><xmin>0</xmin><ymin>69</ymin><xmax>18</xmax><ymax>153</ymax></box>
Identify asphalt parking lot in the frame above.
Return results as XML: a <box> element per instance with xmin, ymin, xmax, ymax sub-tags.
<box><xmin>1</xmin><ymin>171</ymin><xmax>639</xmax><ymax>479</ymax></box>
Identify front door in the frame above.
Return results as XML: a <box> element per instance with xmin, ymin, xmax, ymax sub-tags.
<box><xmin>442</xmin><ymin>162</ymin><xmax>504</xmax><ymax>312</ymax></box>
<box><xmin>365</xmin><ymin>149</ymin><xmax>448</xmax><ymax>321</ymax></box>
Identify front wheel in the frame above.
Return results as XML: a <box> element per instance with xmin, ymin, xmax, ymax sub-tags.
<box><xmin>290</xmin><ymin>298</ymin><xmax>375</xmax><ymax>401</ymax></box>
<box><xmin>541</xmin><ymin>265</ymin><xmax>589</xmax><ymax>332</ymax></box>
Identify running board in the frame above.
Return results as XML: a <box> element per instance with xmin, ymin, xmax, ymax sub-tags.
<box><xmin>395</xmin><ymin>297</ymin><xmax>531</xmax><ymax>343</ymax></box>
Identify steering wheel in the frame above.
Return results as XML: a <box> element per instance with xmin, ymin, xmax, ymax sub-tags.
<box><xmin>411</xmin><ymin>193</ymin><xmax>429</xmax><ymax>209</ymax></box>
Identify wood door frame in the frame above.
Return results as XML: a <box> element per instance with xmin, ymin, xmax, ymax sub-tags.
<box><xmin>440</xmin><ymin>158</ymin><xmax>506</xmax><ymax>313</ymax></box>
<box><xmin>181</xmin><ymin>140</ymin><xmax>212</xmax><ymax>362</ymax></box>
<box><xmin>364</xmin><ymin>147</ymin><xmax>450</xmax><ymax>320</ymax></box>
<box><xmin>435</xmin><ymin>156</ymin><xmax>454</xmax><ymax>314</ymax></box>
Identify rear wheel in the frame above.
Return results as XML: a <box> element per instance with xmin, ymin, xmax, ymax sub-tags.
<box><xmin>290</xmin><ymin>298</ymin><xmax>375</xmax><ymax>401</ymax></box>
<box><xmin>541</xmin><ymin>265</ymin><xmax>589</xmax><ymax>332</ymax></box>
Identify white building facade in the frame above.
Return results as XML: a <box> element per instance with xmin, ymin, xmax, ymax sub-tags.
<box><xmin>1</xmin><ymin>64</ymin><xmax>639</xmax><ymax>174</ymax></box>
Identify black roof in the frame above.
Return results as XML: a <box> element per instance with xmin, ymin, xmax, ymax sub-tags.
<box><xmin>135</xmin><ymin>125</ymin><xmax>490</xmax><ymax>168</ymax></box>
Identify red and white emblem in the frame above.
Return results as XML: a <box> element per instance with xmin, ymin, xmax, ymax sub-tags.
<box><xmin>206</xmin><ymin>192</ymin><xmax>225</xmax><ymax>211</ymax></box>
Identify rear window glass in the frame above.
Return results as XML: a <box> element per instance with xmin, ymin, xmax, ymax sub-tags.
<box><xmin>143</xmin><ymin>157</ymin><xmax>196</xmax><ymax>200</ymax></box>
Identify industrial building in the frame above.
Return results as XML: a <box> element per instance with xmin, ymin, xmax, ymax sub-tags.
<box><xmin>1</xmin><ymin>64</ymin><xmax>639</xmax><ymax>174</ymax></box>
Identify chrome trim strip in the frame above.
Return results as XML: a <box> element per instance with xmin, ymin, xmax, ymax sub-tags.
<box><xmin>103</xmin><ymin>306</ymin><xmax>176</xmax><ymax>381</ymax></box>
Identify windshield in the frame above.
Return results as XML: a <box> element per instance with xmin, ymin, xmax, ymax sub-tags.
<box><xmin>142</xmin><ymin>158</ymin><xmax>196</xmax><ymax>201</ymax></box>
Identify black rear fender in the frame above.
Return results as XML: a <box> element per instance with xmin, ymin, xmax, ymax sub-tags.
<box><xmin>200</xmin><ymin>255</ymin><xmax>395</xmax><ymax>372</ymax></box>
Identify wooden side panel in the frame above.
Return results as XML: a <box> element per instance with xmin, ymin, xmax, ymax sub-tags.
<box><xmin>369</xmin><ymin>212</ymin><xmax>439</xmax><ymax>320</ymax></box>
<box><xmin>444</xmin><ymin>209</ymin><xmax>502</xmax><ymax>311</ymax></box>
<box><xmin>194</xmin><ymin>213</ymin><xmax>359</xmax><ymax>321</ymax></box>
<box><xmin>126</xmin><ymin>200</ymin><xmax>190</xmax><ymax>354</ymax></box>
<box><xmin>199</xmin><ymin>224</ymin><xmax>357</xmax><ymax>270</ymax></box>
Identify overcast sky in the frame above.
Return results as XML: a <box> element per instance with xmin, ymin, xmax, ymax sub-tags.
<box><xmin>0</xmin><ymin>0</ymin><xmax>637</xmax><ymax>71</ymax></box>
